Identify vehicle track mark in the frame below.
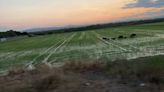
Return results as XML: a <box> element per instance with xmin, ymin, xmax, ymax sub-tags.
<box><xmin>93</xmin><ymin>31</ymin><xmax>128</xmax><ymax>52</ymax></box>
<box><xmin>42</xmin><ymin>33</ymin><xmax>76</xmax><ymax>63</ymax></box>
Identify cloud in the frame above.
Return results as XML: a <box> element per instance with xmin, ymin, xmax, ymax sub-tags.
<box><xmin>131</xmin><ymin>9</ymin><xmax>164</xmax><ymax>18</ymax></box>
<box><xmin>117</xmin><ymin>9</ymin><xmax>164</xmax><ymax>22</ymax></box>
<box><xmin>124</xmin><ymin>0</ymin><xmax>164</xmax><ymax>8</ymax></box>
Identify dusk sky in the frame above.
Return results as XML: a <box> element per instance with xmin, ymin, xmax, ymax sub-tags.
<box><xmin>0</xmin><ymin>0</ymin><xmax>164</xmax><ymax>31</ymax></box>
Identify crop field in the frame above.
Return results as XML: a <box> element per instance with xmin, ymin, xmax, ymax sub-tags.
<box><xmin>0</xmin><ymin>22</ymin><xmax>164</xmax><ymax>72</ymax></box>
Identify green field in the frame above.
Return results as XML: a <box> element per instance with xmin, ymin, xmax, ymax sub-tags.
<box><xmin>0</xmin><ymin>22</ymin><xmax>164</xmax><ymax>72</ymax></box>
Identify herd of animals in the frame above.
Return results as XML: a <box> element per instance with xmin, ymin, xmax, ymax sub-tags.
<box><xmin>102</xmin><ymin>33</ymin><xmax>137</xmax><ymax>40</ymax></box>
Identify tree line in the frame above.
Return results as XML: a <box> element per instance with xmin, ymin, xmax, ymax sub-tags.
<box><xmin>0</xmin><ymin>30</ymin><xmax>28</xmax><ymax>38</ymax></box>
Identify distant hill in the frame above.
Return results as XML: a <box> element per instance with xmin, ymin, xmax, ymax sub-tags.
<box><xmin>23</xmin><ymin>27</ymin><xmax>67</xmax><ymax>33</ymax></box>
<box><xmin>23</xmin><ymin>26</ymin><xmax>79</xmax><ymax>33</ymax></box>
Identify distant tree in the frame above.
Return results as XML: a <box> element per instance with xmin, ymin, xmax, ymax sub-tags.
<box><xmin>0</xmin><ymin>30</ymin><xmax>30</xmax><ymax>38</ymax></box>
<box><xmin>21</xmin><ymin>32</ymin><xmax>28</xmax><ymax>35</ymax></box>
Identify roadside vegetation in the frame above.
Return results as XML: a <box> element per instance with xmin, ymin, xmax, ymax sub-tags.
<box><xmin>0</xmin><ymin>55</ymin><xmax>163</xmax><ymax>92</ymax></box>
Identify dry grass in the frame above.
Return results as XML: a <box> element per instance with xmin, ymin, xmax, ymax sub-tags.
<box><xmin>62</xmin><ymin>60</ymin><xmax>105</xmax><ymax>72</ymax></box>
<box><xmin>0</xmin><ymin>55</ymin><xmax>164</xmax><ymax>92</ymax></box>
<box><xmin>105</xmin><ymin>56</ymin><xmax>164</xmax><ymax>85</ymax></box>
<box><xmin>33</xmin><ymin>72</ymin><xmax>64</xmax><ymax>92</ymax></box>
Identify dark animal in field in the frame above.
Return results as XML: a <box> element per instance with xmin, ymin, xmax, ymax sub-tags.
<box><xmin>118</xmin><ymin>35</ymin><xmax>124</xmax><ymax>39</ymax></box>
<box><xmin>130</xmin><ymin>34</ymin><xmax>137</xmax><ymax>38</ymax></box>
<box><xmin>27</xmin><ymin>34</ymin><xmax>34</xmax><ymax>37</ymax></box>
<box><xmin>102</xmin><ymin>37</ymin><xmax>109</xmax><ymax>40</ymax></box>
<box><xmin>47</xmin><ymin>32</ymin><xmax>53</xmax><ymax>34</ymax></box>
<box><xmin>123</xmin><ymin>37</ymin><xmax>127</xmax><ymax>39</ymax></box>
<box><xmin>111</xmin><ymin>38</ymin><xmax>116</xmax><ymax>40</ymax></box>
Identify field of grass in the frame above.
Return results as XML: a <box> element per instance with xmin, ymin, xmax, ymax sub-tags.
<box><xmin>0</xmin><ymin>22</ymin><xmax>164</xmax><ymax>72</ymax></box>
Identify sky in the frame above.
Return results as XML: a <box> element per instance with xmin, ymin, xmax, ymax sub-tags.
<box><xmin>0</xmin><ymin>0</ymin><xmax>164</xmax><ymax>31</ymax></box>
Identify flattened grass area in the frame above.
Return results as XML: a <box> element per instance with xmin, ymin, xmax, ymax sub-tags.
<box><xmin>0</xmin><ymin>55</ymin><xmax>163</xmax><ymax>92</ymax></box>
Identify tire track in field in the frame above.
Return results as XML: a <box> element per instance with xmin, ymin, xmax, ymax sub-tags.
<box><xmin>107</xmin><ymin>31</ymin><xmax>153</xmax><ymax>51</ymax></box>
<box><xmin>46</xmin><ymin>33</ymin><xmax>77</xmax><ymax>64</ymax></box>
<box><xmin>0</xmin><ymin>36</ymin><xmax>60</xmax><ymax>61</ymax></box>
<box><xmin>92</xmin><ymin>32</ymin><xmax>128</xmax><ymax>59</ymax></box>
<box><xmin>42</xmin><ymin>33</ymin><xmax>76</xmax><ymax>63</ymax></box>
<box><xmin>26</xmin><ymin>34</ymin><xmax>73</xmax><ymax>67</ymax></box>
<box><xmin>114</xmin><ymin>30</ymin><xmax>164</xmax><ymax>52</ymax></box>
<box><xmin>93</xmin><ymin>31</ymin><xmax>128</xmax><ymax>52</ymax></box>
<box><xmin>107</xmin><ymin>38</ymin><xmax>141</xmax><ymax>51</ymax></box>
<box><xmin>95</xmin><ymin>31</ymin><xmax>143</xmax><ymax>52</ymax></box>
<box><xmin>25</xmin><ymin>34</ymin><xmax>75</xmax><ymax>69</ymax></box>
<box><xmin>99</xmin><ymin>30</ymin><xmax>141</xmax><ymax>51</ymax></box>
<box><xmin>26</xmin><ymin>39</ymin><xmax>64</xmax><ymax>66</ymax></box>
<box><xmin>79</xmin><ymin>32</ymin><xmax>85</xmax><ymax>40</ymax></box>
<box><xmin>87</xmin><ymin>32</ymin><xmax>106</xmax><ymax>58</ymax></box>
<box><xmin>78</xmin><ymin>32</ymin><xmax>93</xmax><ymax>56</ymax></box>
<box><xmin>70</xmin><ymin>32</ymin><xmax>104</xmax><ymax>60</ymax></box>
<box><xmin>94</xmin><ymin>31</ymin><xmax>164</xmax><ymax>59</ymax></box>
<box><xmin>93</xmin><ymin>32</ymin><xmax>144</xmax><ymax>60</ymax></box>
<box><xmin>48</xmin><ymin>50</ymin><xmax>127</xmax><ymax>61</ymax></box>
<box><xmin>48</xmin><ymin>33</ymin><xmax>89</xmax><ymax>66</ymax></box>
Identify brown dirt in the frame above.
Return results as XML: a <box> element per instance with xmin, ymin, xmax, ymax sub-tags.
<box><xmin>0</xmin><ymin>62</ymin><xmax>164</xmax><ymax>92</ymax></box>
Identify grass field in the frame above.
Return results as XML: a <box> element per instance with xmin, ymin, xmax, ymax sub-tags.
<box><xmin>0</xmin><ymin>22</ymin><xmax>164</xmax><ymax>72</ymax></box>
